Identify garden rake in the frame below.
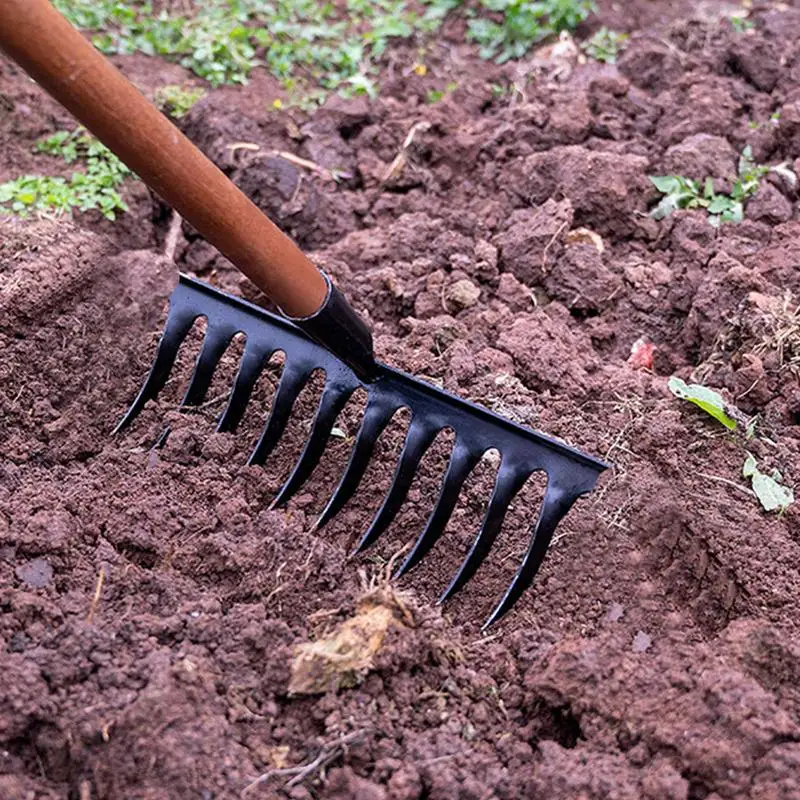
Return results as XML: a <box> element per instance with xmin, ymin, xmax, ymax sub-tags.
<box><xmin>1</xmin><ymin>0</ymin><xmax>609</xmax><ymax>626</ymax></box>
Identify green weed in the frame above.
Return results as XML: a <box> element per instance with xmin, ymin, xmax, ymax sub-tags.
<box><xmin>581</xmin><ymin>26</ymin><xmax>627</xmax><ymax>63</ymax></box>
<box><xmin>154</xmin><ymin>84</ymin><xmax>207</xmax><ymax>118</ymax></box>
<box><xmin>667</xmin><ymin>377</ymin><xmax>738</xmax><ymax>430</ymax></box>
<box><xmin>54</xmin><ymin>0</ymin><xmax>454</xmax><ymax>97</ymax></box>
<box><xmin>53</xmin><ymin>0</ymin><xmax>596</xmax><ymax>100</ymax></box>
<box><xmin>668</xmin><ymin>376</ymin><xmax>795</xmax><ymax>514</ymax></box>
<box><xmin>730</xmin><ymin>14</ymin><xmax>754</xmax><ymax>34</ymax></box>
<box><xmin>743</xmin><ymin>454</ymin><xmax>794</xmax><ymax>514</ymax></box>
<box><xmin>0</xmin><ymin>129</ymin><xmax>131</xmax><ymax>220</ymax></box>
<box><xmin>466</xmin><ymin>0</ymin><xmax>595</xmax><ymax>63</ymax></box>
<box><xmin>748</xmin><ymin>110</ymin><xmax>781</xmax><ymax>131</ymax></box>
<box><xmin>426</xmin><ymin>81</ymin><xmax>459</xmax><ymax>103</ymax></box>
<box><xmin>648</xmin><ymin>146</ymin><xmax>791</xmax><ymax>227</ymax></box>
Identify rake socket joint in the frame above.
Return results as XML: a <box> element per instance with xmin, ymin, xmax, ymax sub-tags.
<box><xmin>287</xmin><ymin>274</ymin><xmax>377</xmax><ymax>382</ymax></box>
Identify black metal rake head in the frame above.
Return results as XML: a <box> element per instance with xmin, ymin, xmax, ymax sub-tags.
<box><xmin>116</xmin><ymin>274</ymin><xmax>609</xmax><ymax>627</ymax></box>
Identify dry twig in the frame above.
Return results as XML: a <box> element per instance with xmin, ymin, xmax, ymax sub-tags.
<box><xmin>380</xmin><ymin>121</ymin><xmax>432</xmax><ymax>186</ymax></box>
<box><xmin>242</xmin><ymin>730</ymin><xmax>369</xmax><ymax>795</ymax></box>
<box><xmin>86</xmin><ymin>566</ymin><xmax>106</xmax><ymax>624</ymax></box>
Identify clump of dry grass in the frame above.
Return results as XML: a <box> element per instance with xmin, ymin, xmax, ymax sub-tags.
<box><xmin>750</xmin><ymin>291</ymin><xmax>800</xmax><ymax>377</ymax></box>
<box><xmin>698</xmin><ymin>290</ymin><xmax>800</xmax><ymax>383</ymax></box>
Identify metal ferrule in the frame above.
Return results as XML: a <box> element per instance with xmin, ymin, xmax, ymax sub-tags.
<box><xmin>286</xmin><ymin>273</ymin><xmax>377</xmax><ymax>381</ymax></box>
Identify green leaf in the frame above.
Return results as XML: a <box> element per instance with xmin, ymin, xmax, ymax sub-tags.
<box><xmin>743</xmin><ymin>453</ymin><xmax>795</xmax><ymax>513</ymax></box>
<box><xmin>707</xmin><ymin>194</ymin><xmax>731</xmax><ymax>214</ymax></box>
<box><xmin>722</xmin><ymin>201</ymin><xmax>744</xmax><ymax>224</ymax></box>
<box><xmin>649</xmin><ymin>175</ymin><xmax>681</xmax><ymax>193</ymax></box>
<box><xmin>668</xmin><ymin>376</ymin><xmax>737</xmax><ymax>430</ymax></box>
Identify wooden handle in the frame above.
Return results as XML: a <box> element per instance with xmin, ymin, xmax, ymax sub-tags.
<box><xmin>0</xmin><ymin>0</ymin><xmax>328</xmax><ymax>317</ymax></box>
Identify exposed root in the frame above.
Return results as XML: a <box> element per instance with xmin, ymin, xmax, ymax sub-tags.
<box><xmin>288</xmin><ymin>589</ymin><xmax>412</xmax><ymax>696</ymax></box>
<box><xmin>86</xmin><ymin>566</ymin><xmax>106</xmax><ymax>624</ymax></box>
<box><xmin>242</xmin><ymin>729</ymin><xmax>370</xmax><ymax>795</ymax></box>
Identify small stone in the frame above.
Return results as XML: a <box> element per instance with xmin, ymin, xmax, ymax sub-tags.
<box><xmin>633</xmin><ymin>631</ymin><xmax>652</xmax><ymax>653</ymax></box>
<box><xmin>608</xmin><ymin>602</ymin><xmax>625</xmax><ymax>622</ymax></box>
<box><xmin>566</xmin><ymin>227</ymin><xmax>605</xmax><ymax>253</ymax></box>
<box><xmin>445</xmin><ymin>279</ymin><xmax>481</xmax><ymax>311</ymax></box>
<box><xmin>473</xmin><ymin>239</ymin><xmax>499</xmax><ymax>281</ymax></box>
<box><xmin>15</xmin><ymin>558</ymin><xmax>54</xmax><ymax>589</ymax></box>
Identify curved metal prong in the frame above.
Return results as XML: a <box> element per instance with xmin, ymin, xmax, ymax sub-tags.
<box><xmin>439</xmin><ymin>460</ymin><xmax>530</xmax><ymax>603</ymax></box>
<box><xmin>181</xmin><ymin>324</ymin><xmax>237</xmax><ymax>408</ymax></box>
<box><xmin>271</xmin><ymin>380</ymin><xmax>357</xmax><ymax>508</ymax></box>
<box><xmin>353</xmin><ymin>418</ymin><xmax>439</xmax><ymax>553</ymax></box>
<box><xmin>217</xmin><ymin>343</ymin><xmax>272</xmax><ymax>433</ymax></box>
<box><xmin>114</xmin><ymin>306</ymin><xmax>200</xmax><ymax>433</ymax></box>
<box><xmin>313</xmin><ymin>396</ymin><xmax>400</xmax><ymax>531</ymax></box>
<box><xmin>482</xmin><ymin>480</ymin><xmax>575</xmax><ymax>628</ymax></box>
<box><xmin>395</xmin><ymin>440</ymin><xmax>479</xmax><ymax>578</ymax></box>
<box><xmin>248</xmin><ymin>361</ymin><xmax>311</xmax><ymax>466</ymax></box>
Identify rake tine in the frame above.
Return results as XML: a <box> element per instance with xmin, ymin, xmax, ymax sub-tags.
<box><xmin>353</xmin><ymin>418</ymin><xmax>439</xmax><ymax>553</ymax></box>
<box><xmin>313</xmin><ymin>396</ymin><xmax>400</xmax><ymax>531</ymax></box>
<box><xmin>113</xmin><ymin>306</ymin><xmax>199</xmax><ymax>434</ymax></box>
<box><xmin>271</xmin><ymin>380</ymin><xmax>357</xmax><ymax>508</ymax></box>
<box><xmin>217</xmin><ymin>343</ymin><xmax>272</xmax><ymax>433</ymax></box>
<box><xmin>248</xmin><ymin>360</ymin><xmax>311</xmax><ymax>466</ymax></box>
<box><xmin>181</xmin><ymin>323</ymin><xmax>237</xmax><ymax>408</ymax></box>
<box><xmin>395</xmin><ymin>440</ymin><xmax>480</xmax><ymax>578</ymax></box>
<box><xmin>483</xmin><ymin>482</ymin><xmax>575</xmax><ymax>628</ymax></box>
<box><xmin>439</xmin><ymin>460</ymin><xmax>530</xmax><ymax>604</ymax></box>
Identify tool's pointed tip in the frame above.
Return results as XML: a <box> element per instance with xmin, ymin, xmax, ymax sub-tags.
<box><xmin>113</xmin><ymin>411</ymin><xmax>136</xmax><ymax>436</ymax></box>
<box><xmin>312</xmin><ymin>506</ymin><xmax>334</xmax><ymax>533</ymax></box>
<box><xmin>353</xmin><ymin>523</ymin><xmax>381</xmax><ymax>556</ymax></box>
<box><xmin>481</xmin><ymin>608</ymin><xmax>503</xmax><ymax>631</ymax></box>
<box><xmin>270</xmin><ymin>486</ymin><xmax>293</xmax><ymax>510</ymax></box>
<box><xmin>439</xmin><ymin>565</ymin><xmax>468</xmax><ymax>604</ymax></box>
<box><xmin>393</xmin><ymin>556</ymin><xmax>412</xmax><ymax>580</ymax></box>
<box><xmin>314</xmin><ymin>504</ymin><xmax>337</xmax><ymax>532</ymax></box>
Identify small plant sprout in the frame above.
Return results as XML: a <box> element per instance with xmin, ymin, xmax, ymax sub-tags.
<box><xmin>466</xmin><ymin>0</ymin><xmax>596</xmax><ymax>63</ymax></box>
<box><xmin>649</xmin><ymin>146</ymin><xmax>796</xmax><ymax>227</ymax></box>
<box><xmin>426</xmin><ymin>81</ymin><xmax>458</xmax><ymax>103</ymax></box>
<box><xmin>730</xmin><ymin>14</ymin><xmax>755</xmax><ymax>34</ymax></box>
<box><xmin>154</xmin><ymin>85</ymin><xmax>207</xmax><ymax>119</ymax></box>
<box><xmin>743</xmin><ymin>454</ymin><xmax>794</xmax><ymax>514</ymax></box>
<box><xmin>0</xmin><ymin>128</ymin><xmax>131</xmax><ymax>220</ymax></box>
<box><xmin>667</xmin><ymin>377</ymin><xmax>738</xmax><ymax>430</ymax></box>
<box><xmin>581</xmin><ymin>26</ymin><xmax>628</xmax><ymax>63</ymax></box>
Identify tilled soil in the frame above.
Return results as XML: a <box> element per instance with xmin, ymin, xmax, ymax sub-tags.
<box><xmin>2</xmin><ymin>2</ymin><xmax>800</xmax><ymax>799</ymax></box>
